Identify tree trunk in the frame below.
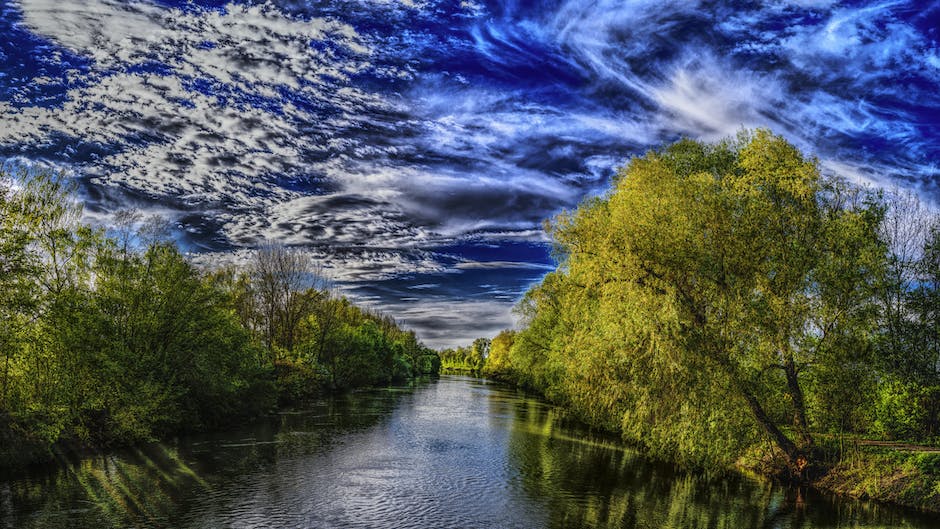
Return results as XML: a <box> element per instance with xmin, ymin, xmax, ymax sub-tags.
<box><xmin>839</xmin><ymin>424</ymin><xmax>845</xmax><ymax>463</ymax></box>
<box><xmin>2</xmin><ymin>345</ymin><xmax>9</xmax><ymax>406</ymax></box>
<box><xmin>712</xmin><ymin>343</ymin><xmax>804</xmax><ymax>469</ymax></box>
<box><xmin>740</xmin><ymin>387</ymin><xmax>800</xmax><ymax>463</ymax></box>
<box><xmin>784</xmin><ymin>356</ymin><xmax>813</xmax><ymax>448</ymax></box>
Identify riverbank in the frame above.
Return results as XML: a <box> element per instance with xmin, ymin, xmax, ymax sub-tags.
<box><xmin>485</xmin><ymin>372</ymin><xmax>940</xmax><ymax>515</ymax></box>
<box><xmin>807</xmin><ymin>448</ymin><xmax>940</xmax><ymax>512</ymax></box>
<box><xmin>439</xmin><ymin>366</ymin><xmax>481</xmax><ymax>376</ymax></box>
<box><xmin>0</xmin><ymin>366</ymin><xmax>435</xmax><ymax>475</ymax></box>
<box><xmin>736</xmin><ymin>434</ymin><xmax>940</xmax><ymax>513</ymax></box>
<box><xmin>3</xmin><ymin>375</ymin><xmax>936</xmax><ymax>529</ymax></box>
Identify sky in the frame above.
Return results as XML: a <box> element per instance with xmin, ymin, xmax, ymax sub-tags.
<box><xmin>1</xmin><ymin>0</ymin><xmax>938</xmax><ymax>348</ymax></box>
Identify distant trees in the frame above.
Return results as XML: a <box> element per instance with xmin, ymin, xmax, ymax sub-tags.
<box><xmin>214</xmin><ymin>241</ymin><xmax>440</xmax><ymax>393</ymax></box>
<box><xmin>0</xmin><ymin>166</ymin><xmax>437</xmax><ymax>467</ymax></box>
<box><xmin>439</xmin><ymin>338</ymin><xmax>489</xmax><ymax>373</ymax></box>
<box><xmin>466</xmin><ymin>130</ymin><xmax>940</xmax><ymax>474</ymax></box>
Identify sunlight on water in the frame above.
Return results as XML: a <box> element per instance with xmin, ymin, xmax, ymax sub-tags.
<box><xmin>1</xmin><ymin>376</ymin><xmax>936</xmax><ymax>528</ymax></box>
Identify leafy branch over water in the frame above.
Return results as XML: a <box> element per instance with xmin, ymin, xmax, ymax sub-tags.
<box><xmin>472</xmin><ymin>131</ymin><xmax>940</xmax><ymax>483</ymax></box>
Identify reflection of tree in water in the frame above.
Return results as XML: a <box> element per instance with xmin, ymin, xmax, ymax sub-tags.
<box><xmin>498</xmin><ymin>391</ymin><xmax>921</xmax><ymax>529</ymax></box>
<box><xmin>2</xmin><ymin>444</ymin><xmax>205</xmax><ymax>528</ymax></box>
<box><xmin>2</xmin><ymin>386</ymin><xmax>415</xmax><ymax>529</ymax></box>
<box><xmin>3</xmin><ymin>381</ymin><xmax>935</xmax><ymax>529</ymax></box>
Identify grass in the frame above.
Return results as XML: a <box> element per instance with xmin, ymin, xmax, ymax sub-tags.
<box><xmin>813</xmin><ymin>447</ymin><xmax>940</xmax><ymax>512</ymax></box>
<box><xmin>738</xmin><ymin>433</ymin><xmax>940</xmax><ymax>512</ymax></box>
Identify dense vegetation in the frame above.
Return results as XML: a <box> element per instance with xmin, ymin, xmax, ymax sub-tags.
<box><xmin>0</xmin><ymin>168</ymin><xmax>438</xmax><ymax>468</ymax></box>
<box><xmin>475</xmin><ymin>131</ymin><xmax>940</xmax><ymax>480</ymax></box>
<box><xmin>438</xmin><ymin>338</ymin><xmax>489</xmax><ymax>373</ymax></box>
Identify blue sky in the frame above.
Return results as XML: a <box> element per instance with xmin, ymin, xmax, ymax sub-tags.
<box><xmin>1</xmin><ymin>0</ymin><xmax>938</xmax><ymax>347</ymax></box>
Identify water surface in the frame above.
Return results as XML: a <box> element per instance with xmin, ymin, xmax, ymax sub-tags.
<box><xmin>0</xmin><ymin>376</ymin><xmax>935</xmax><ymax>528</ymax></box>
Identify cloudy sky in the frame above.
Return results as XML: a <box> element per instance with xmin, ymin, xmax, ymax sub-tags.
<box><xmin>1</xmin><ymin>0</ymin><xmax>938</xmax><ymax>347</ymax></box>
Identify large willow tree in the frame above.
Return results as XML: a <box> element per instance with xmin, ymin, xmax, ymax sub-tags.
<box><xmin>519</xmin><ymin>130</ymin><xmax>885</xmax><ymax>471</ymax></box>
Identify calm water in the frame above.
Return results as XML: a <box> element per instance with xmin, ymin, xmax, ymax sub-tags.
<box><xmin>1</xmin><ymin>376</ymin><xmax>936</xmax><ymax>529</ymax></box>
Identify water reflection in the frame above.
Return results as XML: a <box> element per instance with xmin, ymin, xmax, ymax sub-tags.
<box><xmin>0</xmin><ymin>444</ymin><xmax>204</xmax><ymax>528</ymax></box>
<box><xmin>492</xmin><ymin>381</ymin><xmax>934</xmax><ymax>529</ymax></box>
<box><xmin>0</xmin><ymin>376</ymin><xmax>935</xmax><ymax>528</ymax></box>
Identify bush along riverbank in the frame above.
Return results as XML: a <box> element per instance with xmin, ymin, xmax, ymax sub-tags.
<box><xmin>812</xmin><ymin>449</ymin><xmax>940</xmax><ymax>512</ymax></box>
<box><xmin>480</xmin><ymin>341</ymin><xmax>940</xmax><ymax>514</ymax></box>
<box><xmin>448</xmin><ymin>131</ymin><xmax>940</xmax><ymax>513</ymax></box>
<box><xmin>738</xmin><ymin>436</ymin><xmax>940</xmax><ymax>512</ymax></box>
<box><xmin>0</xmin><ymin>168</ymin><xmax>440</xmax><ymax>472</ymax></box>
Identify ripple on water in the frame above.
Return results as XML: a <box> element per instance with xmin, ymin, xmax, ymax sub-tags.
<box><xmin>3</xmin><ymin>377</ymin><xmax>940</xmax><ymax>529</ymax></box>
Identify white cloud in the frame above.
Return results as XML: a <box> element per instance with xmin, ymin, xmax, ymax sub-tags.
<box><xmin>780</xmin><ymin>1</ymin><xmax>935</xmax><ymax>86</ymax></box>
<box><xmin>4</xmin><ymin>0</ymin><xmax>386</xmax><ymax>208</ymax></box>
<box><xmin>4</xmin><ymin>0</ymin><xmax>938</xmax><ymax>344</ymax></box>
<box><xmin>649</xmin><ymin>54</ymin><xmax>786</xmax><ymax>140</ymax></box>
<box><xmin>353</xmin><ymin>297</ymin><xmax>518</xmax><ymax>349</ymax></box>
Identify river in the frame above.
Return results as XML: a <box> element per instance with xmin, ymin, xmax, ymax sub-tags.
<box><xmin>0</xmin><ymin>376</ymin><xmax>936</xmax><ymax>528</ymax></box>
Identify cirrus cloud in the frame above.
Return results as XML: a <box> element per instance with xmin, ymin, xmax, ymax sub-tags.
<box><xmin>1</xmin><ymin>0</ymin><xmax>937</xmax><ymax>347</ymax></box>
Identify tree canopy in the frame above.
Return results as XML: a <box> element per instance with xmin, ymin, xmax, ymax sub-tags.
<box><xmin>476</xmin><ymin>130</ymin><xmax>940</xmax><ymax>473</ymax></box>
<box><xmin>0</xmin><ymin>167</ymin><xmax>438</xmax><ymax>468</ymax></box>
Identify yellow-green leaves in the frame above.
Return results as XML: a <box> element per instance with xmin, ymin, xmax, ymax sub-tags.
<box><xmin>504</xmin><ymin>130</ymin><xmax>888</xmax><ymax>471</ymax></box>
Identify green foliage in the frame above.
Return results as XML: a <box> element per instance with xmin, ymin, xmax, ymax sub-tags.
<box><xmin>911</xmin><ymin>452</ymin><xmax>940</xmax><ymax>475</ymax></box>
<box><xmin>469</xmin><ymin>130</ymin><xmax>935</xmax><ymax>473</ymax></box>
<box><xmin>482</xmin><ymin>330</ymin><xmax>515</xmax><ymax>379</ymax></box>
<box><xmin>275</xmin><ymin>360</ymin><xmax>326</xmax><ymax>405</ymax></box>
<box><xmin>0</xmin><ymin>166</ymin><xmax>435</xmax><ymax>467</ymax></box>
<box><xmin>439</xmin><ymin>338</ymin><xmax>489</xmax><ymax>373</ymax></box>
<box><xmin>416</xmin><ymin>352</ymin><xmax>441</xmax><ymax>375</ymax></box>
<box><xmin>873</xmin><ymin>380</ymin><xmax>940</xmax><ymax>441</ymax></box>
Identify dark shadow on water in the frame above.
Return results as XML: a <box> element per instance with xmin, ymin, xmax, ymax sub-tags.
<box><xmin>484</xmin><ymin>376</ymin><xmax>938</xmax><ymax>529</ymax></box>
<box><xmin>1</xmin><ymin>376</ymin><xmax>937</xmax><ymax>529</ymax></box>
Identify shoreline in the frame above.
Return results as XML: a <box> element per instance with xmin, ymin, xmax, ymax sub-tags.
<box><xmin>4</xmin><ymin>374</ymin><xmax>938</xmax><ymax>517</ymax></box>
<box><xmin>481</xmin><ymin>373</ymin><xmax>940</xmax><ymax>515</ymax></box>
<box><xmin>0</xmin><ymin>375</ymin><xmax>438</xmax><ymax>476</ymax></box>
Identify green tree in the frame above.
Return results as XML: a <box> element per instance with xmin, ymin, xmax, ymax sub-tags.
<box><xmin>512</xmin><ymin>131</ymin><xmax>886</xmax><ymax>471</ymax></box>
<box><xmin>874</xmin><ymin>215</ymin><xmax>940</xmax><ymax>440</ymax></box>
<box><xmin>0</xmin><ymin>165</ymin><xmax>434</xmax><ymax>467</ymax></box>
<box><xmin>483</xmin><ymin>330</ymin><xmax>515</xmax><ymax>378</ymax></box>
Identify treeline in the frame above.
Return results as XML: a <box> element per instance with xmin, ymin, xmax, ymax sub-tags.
<box><xmin>475</xmin><ymin>130</ymin><xmax>940</xmax><ymax>475</ymax></box>
<box><xmin>438</xmin><ymin>338</ymin><xmax>489</xmax><ymax>373</ymax></box>
<box><xmin>0</xmin><ymin>168</ymin><xmax>437</xmax><ymax>467</ymax></box>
